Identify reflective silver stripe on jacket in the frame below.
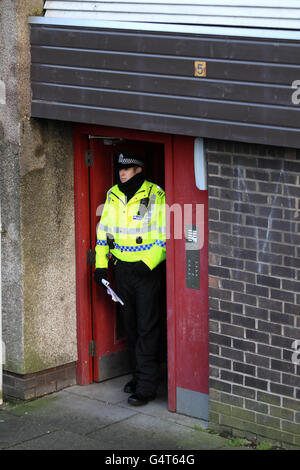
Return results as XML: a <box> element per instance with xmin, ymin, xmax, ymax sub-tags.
<box><xmin>101</xmin><ymin>187</ymin><xmax>165</xmax><ymax>235</ymax></box>
<box><xmin>97</xmin><ymin>223</ymin><xmax>163</xmax><ymax>235</ymax></box>
<box><xmin>142</xmin><ymin>193</ymin><xmax>157</xmax><ymax>227</ymax></box>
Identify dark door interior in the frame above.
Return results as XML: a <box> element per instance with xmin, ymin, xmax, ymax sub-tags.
<box><xmin>88</xmin><ymin>137</ymin><xmax>166</xmax><ymax>383</ymax></box>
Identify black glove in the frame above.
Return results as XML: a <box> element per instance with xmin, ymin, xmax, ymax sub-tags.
<box><xmin>94</xmin><ymin>268</ymin><xmax>108</xmax><ymax>286</ymax></box>
<box><xmin>133</xmin><ymin>261</ymin><xmax>151</xmax><ymax>277</ymax></box>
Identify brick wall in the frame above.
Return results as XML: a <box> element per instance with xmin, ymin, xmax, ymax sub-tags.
<box><xmin>207</xmin><ymin>139</ymin><xmax>300</xmax><ymax>448</ymax></box>
<box><xmin>3</xmin><ymin>363</ymin><xmax>76</xmax><ymax>400</ymax></box>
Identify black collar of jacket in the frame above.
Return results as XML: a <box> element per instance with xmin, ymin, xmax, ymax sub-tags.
<box><xmin>118</xmin><ymin>172</ymin><xmax>145</xmax><ymax>203</ymax></box>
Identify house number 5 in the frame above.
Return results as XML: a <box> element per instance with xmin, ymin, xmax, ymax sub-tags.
<box><xmin>194</xmin><ymin>61</ymin><xmax>207</xmax><ymax>77</ymax></box>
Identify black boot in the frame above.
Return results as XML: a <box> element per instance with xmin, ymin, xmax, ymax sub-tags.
<box><xmin>123</xmin><ymin>379</ymin><xmax>136</xmax><ymax>394</ymax></box>
<box><xmin>128</xmin><ymin>393</ymin><xmax>156</xmax><ymax>406</ymax></box>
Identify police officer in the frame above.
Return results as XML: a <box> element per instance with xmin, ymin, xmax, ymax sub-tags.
<box><xmin>94</xmin><ymin>152</ymin><xmax>166</xmax><ymax>406</ymax></box>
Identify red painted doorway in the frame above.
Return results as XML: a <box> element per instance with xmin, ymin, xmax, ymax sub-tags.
<box><xmin>89</xmin><ymin>136</ymin><xmax>166</xmax><ymax>383</ymax></box>
<box><xmin>74</xmin><ymin>125</ymin><xmax>209</xmax><ymax>419</ymax></box>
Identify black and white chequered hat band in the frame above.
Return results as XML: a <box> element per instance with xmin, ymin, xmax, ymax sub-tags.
<box><xmin>118</xmin><ymin>153</ymin><xmax>144</xmax><ymax>167</ymax></box>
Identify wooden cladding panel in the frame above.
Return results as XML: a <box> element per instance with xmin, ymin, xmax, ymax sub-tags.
<box><xmin>30</xmin><ymin>26</ymin><xmax>300</xmax><ymax>65</ymax></box>
<box><xmin>30</xmin><ymin>24</ymin><xmax>300</xmax><ymax>147</ymax></box>
<box><xmin>32</xmin><ymin>82</ymin><xmax>300</xmax><ymax>129</ymax></box>
<box><xmin>31</xmin><ymin>65</ymin><xmax>294</xmax><ymax>107</ymax></box>
<box><xmin>31</xmin><ymin>46</ymin><xmax>300</xmax><ymax>85</ymax></box>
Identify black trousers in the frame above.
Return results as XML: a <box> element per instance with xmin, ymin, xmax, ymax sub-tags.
<box><xmin>114</xmin><ymin>259</ymin><xmax>163</xmax><ymax>397</ymax></box>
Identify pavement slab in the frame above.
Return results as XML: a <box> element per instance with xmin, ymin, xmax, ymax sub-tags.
<box><xmin>0</xmin><ymin>411</ymin><xmax>57</xmax><ymax>449</ymax></box>
<box><xmin>63</xmin><ymin>374</ymin><xmax>208</xmax><ymax>430</ymax></box>
<box><xmin>86</xmin><ymin>412</ymin><xmax>228</xmax><ymax>450</ymax></box>
<box><xmin>10</xmin><ymin>429</ymin><xmax>106</xmax><ymax>451</ymax></box>
<box><xmin>6</xmin><ymin>391</ymin><xmax>137</xmax><ymax>436</ymax></box>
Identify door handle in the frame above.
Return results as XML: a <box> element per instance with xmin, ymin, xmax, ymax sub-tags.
<box><xmin>194</xmin><ymin>138</ymin><xmax>207</xmax><ymax>191</ymax></box>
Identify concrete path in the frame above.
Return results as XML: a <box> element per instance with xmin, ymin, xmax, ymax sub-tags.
<box><xmin>0</xmin><ymin>374</ymin><xmax>251</xmax><ymax>451</ymax></box>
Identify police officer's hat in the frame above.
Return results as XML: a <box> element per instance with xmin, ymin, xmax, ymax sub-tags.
<box><xmin>117</xmin><ymin>152</ymin><xmax>144</xmax><ymax>169</ymax></box>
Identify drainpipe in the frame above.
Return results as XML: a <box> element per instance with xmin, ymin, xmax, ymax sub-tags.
<box><xmin>0</xmin><ymin>80</ymin><xmax>3</xmax><ymax>405</ymax></box>
<box><xmin>0</xmin><ymin>200</ymin><xmax>2</xmax><ymax>405</ymax></box>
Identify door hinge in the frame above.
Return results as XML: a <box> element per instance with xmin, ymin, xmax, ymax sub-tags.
<box><xmin>89</xmin><ymin>340</ymin><xmax>97</xmax><ymax>357</ymax></box>
<box><xmin>87</xmin><ymin>249</ymin><xmax>96</xmax><ymax>266</ymax></box>
<box><xmin>85</xmin><ymin>149</ymin><xmax>94</xmax><ymax>167</ymax></box>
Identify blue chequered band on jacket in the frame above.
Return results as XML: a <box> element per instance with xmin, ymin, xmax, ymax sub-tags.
<box><xmin>96</xmin><ymin>240</ymin><xmax>166</xmax><ymax>251</ymax></box>
<box><xmin>155</xmin><ymin>240</ymin><xmax>166</xmax><ymax>248</ymax></box>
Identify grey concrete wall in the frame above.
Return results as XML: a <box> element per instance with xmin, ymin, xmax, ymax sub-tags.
<box><xmin>0</xmin><ymin>139</ymin><xmax>24</xmax><ymax>373</ymax></box>
<box><xmin>0</xmin><ymin>0</ymin><xmax>25</xmax><ymax>373</ymax></box>
<box><xmin>21</xmin><ymin>120</ymin><xmax>77</xmax><ymax>372</ymax></box>
<box><xmin>0</xmin><ymin>0</ymin><xmax>77</xmax><ymax>375</ymax></box>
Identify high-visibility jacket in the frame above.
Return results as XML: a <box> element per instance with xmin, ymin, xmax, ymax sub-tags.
<box><xmin>95</xmin><ymin>180</ymin><xmax>166</xmax><ymax>270</ymax></box>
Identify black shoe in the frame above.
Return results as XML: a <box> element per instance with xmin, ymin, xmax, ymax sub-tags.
<box><xmin>123</xmin><ymin>380</ymin><xmax>136</xmax><ymax>394</ymax></box>
<box><xmin>128</xmin><ymin>393</ymin><xmax>156</xmax><ymax>406</ymax></box>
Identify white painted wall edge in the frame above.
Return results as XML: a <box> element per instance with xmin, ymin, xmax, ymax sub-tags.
<box><xmin>194</xmin><ymin>138</ymin><xmax>207</xmax><ymax>192</ymax></box>
<box><xmin>28</xmin><ymin>17</ymin><xmax>300</xmax><ymax>40</ymax></box>
<box><xmin>0</xmin><ymin>81</ymin><xmax>5</xmax><ymax>106</ymax></box>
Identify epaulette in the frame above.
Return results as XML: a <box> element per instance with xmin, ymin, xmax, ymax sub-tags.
<box><xmin>152</xmin><ymin>184</ymin><xmax>165</xmax><ymax>198</ymax></box>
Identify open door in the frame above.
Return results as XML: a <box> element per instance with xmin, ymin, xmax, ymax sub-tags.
<box><xmin>74</xmin><ymin>125</ymin><xmax>208</xmax><ymax>420</ymax></box>
<box><xmin>89</xmin><ymin>137</ymin><xmax>126</xmax><ymax>382</ymax></box>
<box><xmin>171</xmin><ymin>135</ymin><xmax>209</xmax><ymax>420</ymax></box>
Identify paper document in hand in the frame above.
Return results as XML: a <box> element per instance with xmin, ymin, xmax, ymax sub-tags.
<box><xmin>101</xmin><ymin>279</ymin><xmax>124</xmax><ymax>306</ymax></box>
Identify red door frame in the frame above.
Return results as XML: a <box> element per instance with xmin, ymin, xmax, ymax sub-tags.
<box><xmin>74</xmin><ymin>124</ymin><xmax>177</xmax><ymax>410</ymax></box>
